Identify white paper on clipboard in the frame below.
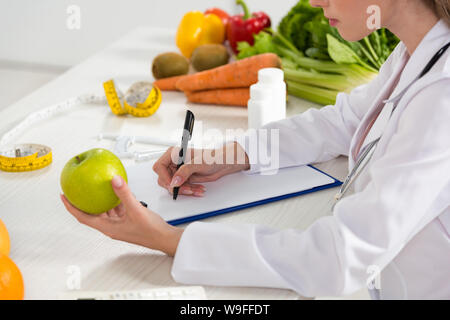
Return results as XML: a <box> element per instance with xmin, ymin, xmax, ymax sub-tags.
<box><xmin>126</xmin><ymin>161</ymin><xmax>338</xmax><ymax>225</ymax></box>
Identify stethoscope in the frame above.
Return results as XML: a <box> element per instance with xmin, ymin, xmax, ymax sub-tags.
<box><xmin>332</xmin><ymin>41</ymin><xmax>450</xmax><ymax>211</ymax></box>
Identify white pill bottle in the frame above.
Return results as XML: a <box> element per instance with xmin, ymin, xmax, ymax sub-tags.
<box><xmin>247</xmin><ymin>68</ymin><xmax>286</xmax><ymax>129</ymax></box>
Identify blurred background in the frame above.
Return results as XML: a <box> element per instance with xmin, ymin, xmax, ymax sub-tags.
<box><xmin>0</xmin><ymin>0</ymin><xmax>298</xmax><ymax>110</ymax></box>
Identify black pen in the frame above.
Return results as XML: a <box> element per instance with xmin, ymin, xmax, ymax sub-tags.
<box><xmin>173</xmin><ymin>110</ymin><xmax>195</xmax><ymax>200</ymax></box>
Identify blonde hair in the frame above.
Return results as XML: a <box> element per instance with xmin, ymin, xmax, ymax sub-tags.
<box><xmin>425</xmin><ymin>0</ymin><xmax>450</xmax><ymax>26</ymax></box>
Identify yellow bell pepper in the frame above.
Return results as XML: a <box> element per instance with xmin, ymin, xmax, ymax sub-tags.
<box><xmin>176</xmin><ymin>11</ymin><xmax>225</xmax><ymax>58</ymax></box>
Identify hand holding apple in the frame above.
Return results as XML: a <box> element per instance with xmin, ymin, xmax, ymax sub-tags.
<box><xmin>60</xmin><ymin>148</ymin><xmax>183</xmax><ymax>256</ymax></box>
<box><xmin>60</xmin><ymin>148</ymin><xmax>128</xmax><ymax>215</ymax></box>
<box><xmin>61</xmin><ymin>175</ymin><xmax>183</xmax><ymax>256</ymax></box>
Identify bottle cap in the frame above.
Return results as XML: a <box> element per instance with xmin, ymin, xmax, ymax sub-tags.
<box><xmin>250</xmin><ymin>84</ymin><xmax>272</xmax><ymax>100</ymax></box>
<box><xmin>258</xmin><ymin>68</ymin><xmax>284</xmax><ymax>84</ymax></box>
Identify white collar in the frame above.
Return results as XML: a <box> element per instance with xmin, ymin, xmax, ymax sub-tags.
<box><xmin>394</xmin><ymin>19</ymin><xmax>450</xmax><ymax>95</ymax></box>
<box><xmin>349</xmin><ymin>20</ymin><xmax>449</xmax><ymax>164</ymax></box>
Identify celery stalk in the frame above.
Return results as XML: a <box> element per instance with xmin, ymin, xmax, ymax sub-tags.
<box><xmin>284</xmin><ymin>68</ymin><xmax>350</xmax><ymax>92</ymax></box>
<box><xmin>286</xmin><ymin>81</ymin><xmax>338</xmax><ymax>106</ymax></box>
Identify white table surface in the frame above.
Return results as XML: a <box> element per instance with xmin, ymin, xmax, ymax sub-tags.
<box><xmin>0</xmin><ymin>27</ymin><xmax>349</xmax><ymax>300</ymax></box>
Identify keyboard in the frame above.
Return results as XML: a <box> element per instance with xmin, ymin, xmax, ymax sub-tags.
<box><xmin>59</xmin><ymin>286</ymin><xmax>207</xmax><ymax>300</ymax></box>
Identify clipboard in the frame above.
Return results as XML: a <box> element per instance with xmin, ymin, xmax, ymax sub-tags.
<box><xmin>127</xmin><ymin>161</ymin><xmax>342</xmax><ymax>226</ymax></box>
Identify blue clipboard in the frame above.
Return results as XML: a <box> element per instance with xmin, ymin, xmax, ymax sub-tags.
<box><xmin>167</xmin><ymin>165</ymin><xmax>342</xmax><ymax>226</ymax></box>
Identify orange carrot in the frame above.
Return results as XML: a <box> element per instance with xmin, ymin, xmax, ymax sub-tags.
<box><xmin>185</xmin><ymin>88</ymin><xmax>250</xmax><ymax>107</ymax></box>
<box><xmin>153</xmin><ymin>75</ymin><xmax>186</xmax><ymax>91</ymax></box>
<box><xmin>176</xmin><ymin>53</ymin><xmax>281</xmax><ymax>92</ymax></box>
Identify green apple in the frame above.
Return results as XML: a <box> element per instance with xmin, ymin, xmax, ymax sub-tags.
<box><xmin>60</xmin><ymin>148</ymin><xmax>128</xmax><ymax>215</ymax></box>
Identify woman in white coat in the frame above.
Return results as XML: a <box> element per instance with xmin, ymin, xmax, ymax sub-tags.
<box><xmin>62</xmin><ymin>0</ymin><xmax>450</xmax><ymax>299</ymax></box>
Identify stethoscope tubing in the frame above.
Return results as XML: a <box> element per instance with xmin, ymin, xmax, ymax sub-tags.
<box><xmin>332</xmin><ymin>41</ymin><xmax>450</xmax><ymax>211</ymax></box>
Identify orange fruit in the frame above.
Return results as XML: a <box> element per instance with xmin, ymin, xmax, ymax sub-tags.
<box><xmin>0</xmin><ymin>254</ymin><xmax>24</xmax><ymax>300</ymax></box>
<box><xmin>0</xmin><ymin>219</ymin><xmax>10</xmax><ymax>256</ymax></box>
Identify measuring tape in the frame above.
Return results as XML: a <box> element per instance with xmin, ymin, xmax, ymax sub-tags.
<box><xmin>0</xmin><ymin>81</ymin><xmax>163</xmax><ymax>172</ymax></box>
<box><xmin>103</xmin><ymin>80</ymin><xmax>162</xmax><ymax>117</ymax></box>
<box><xmin>0</xmin><ymin>95</ymin><xmax>103</xmax><ymax>173</ymax></box>
<box><xmin>0</xmin><ymin>144</ymin><xmax>52</xmax><ymax>172</ymax></box>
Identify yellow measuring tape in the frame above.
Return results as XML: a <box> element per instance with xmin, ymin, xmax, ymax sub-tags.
<box><xmin>103</xmin><ymin>80</ymin><xmax>162</xmax><ymax>117</ymax></box>
<box><xmin>0</xmin><ymin>81</ymin><xmax>161</xmax><ymax>172</ymax></box>
<box><xmin>0</xmin><ymin>144</ymin><xmax>52</xmax><ymax>172</ymax></box>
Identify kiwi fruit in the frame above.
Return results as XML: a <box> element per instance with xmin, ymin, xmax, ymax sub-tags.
<box><xmin>191</xmin><ymin>44</ymin><xmax>230</xmax><ymax>72</ymax></box>
<box><xmin>152</xmin><ymin>52</ymin><xmax>189</xmax><ymax>79</ymax></box>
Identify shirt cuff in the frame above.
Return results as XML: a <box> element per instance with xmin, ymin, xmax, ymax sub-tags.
<box><xmin>230</xmin><ymin>129</ymin><xmax>275</xmax><ymax>175</ymax></box>
<box><xmin>171</xmin><ymin>221</ymin><xmax>291</xmax><ymax>290</ymax></box>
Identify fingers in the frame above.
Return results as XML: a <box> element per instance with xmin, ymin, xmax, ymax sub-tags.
<box><xmin>157</xmin><ymin>172</ymin><xmax>206</xmax><ymax>197</ymax></box>
<box><xmin>111</xmin><ymin>175</ymin><xmax>140</xmax><ymax>210</ymax></box>
<box><xmin>60</xmin><ymin>194</ymin><xmax>102</xmax><ymax>228</ymax></box>
<box><xmin>115</xmin><ymin>203</ymin><xmax>126</xmax><ymax>217</ymax></box>
<box><xmin>187</xmin><ymin>173</ymin><xmax>223</xmax><ymax>183</ymax></box>
<box><xmin>106</xmin><ymin>210</ymin><xmax>119</xmax><ymax>219</ymax></box>
<box><xmin>156</xmin><ymin>168</ymin><xmax>174</xmax><ymax>190</ymax></box>
<box><xmin>153</xmin><ymin>147</ymin><xmax>200</xmax><ymax>187</ymax></box>
<box><xmin>106</xmin><ymin>204</ymin><xmax>125</xmax><ymax>219</ymax></box>
<box><xmin>175</xmin><ymin>183</ymin><xmax>205</xmax><ymax>197</ymax></box>
<box><xmin>169</xmin><ymin>162</ymin><xmax>203</xmax><ymax>189</ymax></box>
<box><xmin>153</xmin><ymin>147</ymin><xmax>177</xmax><ymax>190</ymax></box>
<box><xmin>154</xmin><ymin>147</ymin><xmax>206</xmax><ymax>196</ymax></box>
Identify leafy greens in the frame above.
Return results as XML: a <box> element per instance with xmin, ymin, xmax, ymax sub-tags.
<box><xmin>237</xmin><ymin>0</ymin><xmax>400</xmax><ymax>105</ymax></box>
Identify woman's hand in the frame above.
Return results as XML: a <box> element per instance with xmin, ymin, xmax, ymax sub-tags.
<box><xmin>153</xmin><ymin>141</ymin><xmax>250</xmax><ymax>196</ymax></box>
<box><xmin>61</xmin><ymin>175</ymin><xmax>183</xmax><ymax>256</ymax></box>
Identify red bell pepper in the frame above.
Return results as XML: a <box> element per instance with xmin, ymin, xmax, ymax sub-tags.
<box><xmin>204</xmin><ymin>8</ymin><xmax>230</xmax><ymax>29</ymax></box>
<box><xmin>227</xmin><ymin>0</ymin><xmax>271</xmax><ymax>54</ymax></box>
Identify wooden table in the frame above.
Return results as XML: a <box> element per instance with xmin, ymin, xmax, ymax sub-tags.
<box><xmin>0</xmin><ymin>27</ymin><xmax>349</xmax><ymax>300</ymax></box>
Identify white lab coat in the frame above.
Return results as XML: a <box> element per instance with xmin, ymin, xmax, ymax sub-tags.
<box><xmin>171</xmin><ymin>20</ymin><xmax>450</xmax><ymax>299</ymax></box>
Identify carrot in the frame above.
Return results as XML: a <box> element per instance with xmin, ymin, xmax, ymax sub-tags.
<box><xmin>176</xmin><ymin>53</ymin><xmax>281</xmax><ymax>92</ymax></box>
<box><xmin>185</xmin><ymin>88</ymin><xmax>250</xmax><ymax>107</ymax></box>
<box><xmin>153</xmin><ymin>75</ymin><xmax>186</xmax><ymax>91</ymax></box>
